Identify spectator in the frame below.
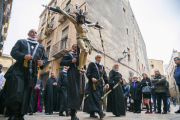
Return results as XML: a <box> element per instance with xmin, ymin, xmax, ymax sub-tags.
<box><xmin>130</xmin><ymin>76</ymin><xmax>142</xmax><ymax>113</ymax></box>
<box><xmin>174</xmin><ymin>57</ymin><xmax>180</xmax><ymax>113</ymax></box>
<box><xmin>141</xmin><ymin>73</ymin><xmax>152</xmax><ymax>114</ymax></box>
<box><xmin>151</xmin><ymin>82</ymin><xmax>157</xmax><ymax>112</ymax></box>
<box><xmin>128</xmin><ymin>77</ymin><xmax>133</xmax><ymax>85</ymax></box>
<box><xmin>128</xmin><ymin>77</ymin><xmax>134</xmax><ymax>112</ymax></box>
<box><xmin>151</xmin><ymin>69</ymin><xmax>167</xmax><ymax>114</ymax></box>
<box><xmin>172</xmin><ymin>97</ymin><xmax>177</xmax><ymax>107</ymax></box>
<box><xmin>166</xmin><ymin>80</ymin><xmax>171</xmax><ymax>112</ymax></box>
<box><xmin>123</xmin><ymin>80</ymin><xmax>130</xmax><ymax>111</ymax></box>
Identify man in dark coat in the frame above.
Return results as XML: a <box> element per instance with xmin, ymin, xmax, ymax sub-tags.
<box><xmin>4</xmin><ymin>29</ymin><xmax>47</xmax><ymax>120</ymax></box>
<box><xmin>86</xmin><ymin>54</ymin><xmax>109</xmax><ymax>119</ymax></box>
<box><xmin>151</xmin><ymin>69</ymin><xmax>167</xmax><ymax>114</ymax></box>
<box><xmin>130</xmin><ymin>76</ymin><xmax>142</xmax><ymax>113</ymax></box>
<box><xmin>57</xmin><ymin>66</ymin><xmax>70</xmax><ymax>116</ymax></box>
<box><xmin>29</xmin><ymin>74</ymin><xmax>43</xmax><ymax>115</ymax></box>
<box><xmin>44</xmin><ymin>72</ymin><xmax>60</xmax><ymax>115</ymax></box>
<box><xmin>60</xmin><ymin>44</ymin><xmax>80</xmax><ymax>120</ymax></box>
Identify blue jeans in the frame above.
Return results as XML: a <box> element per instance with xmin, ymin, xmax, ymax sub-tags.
<box><xmin>173</xmin><ymin>102</ymin><xmax>176</xmax><ymax>106</ymax></box>
<box><xmin>152</xmin><ymin>94</ymin><xmax>157</xmax><ymax>111</ymax></box>
<box><xmin>167</xmin><ymin>97</ymin><xmax>170</xmax><ymax>111</ymax></box>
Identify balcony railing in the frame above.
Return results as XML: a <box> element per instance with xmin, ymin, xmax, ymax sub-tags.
<box><xmin>58</xmin><ymin>4</ymin><xmax>73</xmax><ymax>24</ymax></box>
<box><xmin>44</xmin><ymin>24</ymin><xmax>54</xmax><ymax>36</ymax></box>
<box><xmin>52</xmin><ymin>38</ymin><xmax>70</xmax><ymax>59</ymax></box>
<box><xmin>37</xmin><ymin>33</ymin><xmax>43</xmax><ymax>43</ymax></box>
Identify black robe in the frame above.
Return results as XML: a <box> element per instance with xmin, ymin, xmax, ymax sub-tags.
<box><xmin>140</xmin><ymin>77</ymin><xmax>151</xmax><ymax>99</ymax></box>
<box><xmin>57</xmin><ymin>71</ymin><xmax>69</xmax><ymax>112</ymax></box>
<box><xmin>60</xmin><ymin>52</ymin><xmax>80</xmax><ymax>110</ymax></box>
<box><xmin>4</xmin><ymin>39</ymin><xmax>47</xmax><ymax>115</ymax></box>
<box><xmin>44</xmin><ymin>77</ymin><xmax>60</xmax><ymax>113</ymax></box>
<box><xmin>29</xmin><ymin>79</ymin><xmax>43</xmax><ymax>113</ymax></box>
<box><xmin>83</xmin><ymin>82</ymin><xmax>89</xmax><ymax>113</ymax></box>
<box><xmin>107</xmin><ymin>70</ymin><xmax>125</xmax><ymax>116</ymax></box>
<box><xmin>130</xmin><ymin>81</ymin><xmax>142</xmax><ymax>100</ymax></box>
<box><xmin>86</xmin><ymin>62</ymin><xmax>108</xmax><ymax>113</ymax></box>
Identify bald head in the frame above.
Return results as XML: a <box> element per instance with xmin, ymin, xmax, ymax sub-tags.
<box><xmin>28</xmin><ymin>29</ymin><xmax>37</xmax><ymax>38</ymax></box>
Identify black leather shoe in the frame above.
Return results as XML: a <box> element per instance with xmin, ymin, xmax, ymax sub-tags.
<box><xmin>71</xmin><ymin>116</ymin><xmax>79</xmax><ymax>120</ymax></box>
<box><xmin>115</xmin><ymin>115</ymin><xmax>121</xmax><ymax>117</ymax></box>
<box><xmin>29</xmin><ymin>112</ymin><xmax>33</xmax><ymax>115</ymax></box>
<box><xmin>133</xmin><ymin>111</ymin><xmax>137</xmax><ymax>113</ymax></box>
<box><xmin>162</xmin><ymin>111</ymin><xmax>167</xmax><ymax>114</ymax></box>
<box><xmin>155</xmin><ymin>111</ymin><xmax>161</xmax><ymax>114</ymax></box>
<box><xmin>137</xmin><ymin>111</ymin><xmax>141</xmax><ymax>113</ymax></box>
<box><xmin>90</xmin><ymin>114</ymin><xmax>98</xmax><ymax>118</ymax></box>
<box><xmin>175</xmin><ymin>110</ymin><xmax>180</xmax><ymax>113</ymax></box>
<box><xmin>66</xmin><ymin>112</ymin><xmax>71</xmax><ymax>117</ymax></box>
<box><xmin>59</xmin><ymin>113</ymin><xmax>65</xmax><ymax>116</ymax></box>
<box><xmin>100</xmin><ymin>113</ymin><xmax>106</xmax><ymax>119</ymax></box>
<box><xmin>8</xmin><ymin>116</ymin><xmax>18</xmax><ymax>120</ymax></box>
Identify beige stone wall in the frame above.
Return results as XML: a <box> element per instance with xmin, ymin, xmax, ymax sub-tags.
<box><xmin>148</xmin><ymin>59</ymin><xmax>164</xmax><ymax>78</ymax></box>
<box><xmin>37</xmin><ymin>0</ymin><xmax>149</xmax><ymax>84</ymax></box>
<box><xmin>0</xmin><ymin>54</ymin><xmax>13</xmax><ymax>73</ymax></box>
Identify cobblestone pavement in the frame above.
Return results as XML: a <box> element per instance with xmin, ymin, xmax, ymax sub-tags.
<box><xmin>0</xmin><ymin>105</ymin><xmax>180</xmax><ymax>120</ymax></box>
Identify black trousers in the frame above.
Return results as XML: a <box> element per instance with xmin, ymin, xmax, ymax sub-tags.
<box><xmin>124</xmin><ymin>96</ymin><xmax>127</xmax><ymax>110</ymax></box>
<box><xmin>134</xmin><ymin>100</ymin><xmax>141</xmax><ymax>112</ymax></box>
<box><xmin>156</xmin><ymin>93</ymin><xmax>167</xmax><ymax>112</ymax></box>
<box><xmin>8</xmin><ymin>102</ymin><xmax>23</xmax><ymax>117</ymax></box>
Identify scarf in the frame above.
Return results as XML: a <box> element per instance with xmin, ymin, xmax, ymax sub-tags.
<box><xmin>154</xmin><ymin>73</ymin><xmax>161</xmax><ymax>79</ymax></box>
<box><xmin>27</xmin><ymin>36</ymin><xmax>38</xmax><ymax>44</ymax></box>
<box><xmin>63</xmin><ymin>69</ymin><xmax>67</xmax><ymax>73</ymax></box>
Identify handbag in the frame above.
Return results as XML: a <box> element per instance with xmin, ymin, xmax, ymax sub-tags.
<box><xmin>142</xmin><ymin>83</ymin><xmax>152</xmax><ymax>94</ymax></box>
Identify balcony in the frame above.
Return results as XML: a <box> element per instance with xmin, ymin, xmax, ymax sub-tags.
<box><xmin>44</xmin><ymin>25</ymin><xmax>54</xmax><ymax>36</ymax></box>
<box><xmin>58</xmin><ymin>4</ymin><xmax>73</xmax><ymax>24</ymax></box>
<box><xmin>37</xmin><ymin>33</ymin><xmax>43</xmax><ymax>43</ymax></box>
<box><xmin>52</xmin><ymin>38</ymin><xmax>70</xmax><ymax>59</ymax></box>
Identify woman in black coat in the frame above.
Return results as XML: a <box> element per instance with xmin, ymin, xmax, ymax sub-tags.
<box><xmin>107</xmin><ymin>64</ymin><xmax>125</xmax><ymax>117</ymax></box>
<box><xmin>140</xmin><ymin>73</ymin><xmax>152</xmax><ymax>114</ymax></box>
<box><xmin>130</xmin><ymin>76</ymin><xmax>142</xmax><ymax>113</ymax></box>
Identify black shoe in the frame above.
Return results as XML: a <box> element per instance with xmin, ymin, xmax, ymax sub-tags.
<box><xmin>59</xmin><ymin>113</ymin><xmax>65</xmax><ymax>116</ymax></box>
<box><xmin>162</xmin><ymin>111</ymin><xmax>167</xmax><ymax>114</ymax></box>
<box><xmin>100</xmin><ymin>113</ymin><xmax>106</xmax><ymax>119</ymax></box>
<box><xmin>133</xmin><ymin>111</ymin><xmax>137</xmax><ymax>113</ymax></box>
<box><xmin>155</xmin><ymin>111</ymin><xmax>161</xmax><ymax>114</ymax></box>
<box><xmin>175</xmin><ymin>110</ymin><xmax>180</xmax><ymax>113</ymax></box>
<box><xmin>71</xmin><ymin>116</ymin><xmax>79</xmax><ymax>120</ymax></box>
<box><xmin>137</xmin><ymin>111</ymin><xmax>141</xmax><ymax>113</ymax></box>
<box><xmin>129</xmin><ymin>110</ymin><xmax>133</xmax><ymax>112</ymax></box>
<box><xmin>29</xmin><ymin>112</ymin><xmax>33</xmax><ymax>115</ymax></box>
<box><xmin>18</xmin><ymin>117</ymin><xmax>24</xmax><ymax>120</ymax></box>
<box><xmin>66</xmin><ymin>112</ymin><xmax>71</xmax><ymax>117</ymax></box>
<box><xmin>90</xmin><ymin>114</ymin><xmax>98</xmax><ymax>118</ymax></box>
<box><xmin>8</xmin><ymin>116</ymin><xmax>18</xmax><ymax>120</ymax></box>
<box><xmin>115</xmin><ymin>115</ymin><xmax>121</xmax><ymax>117</ymax></box>
<box><xmin>49</xmin><ymin>112</ymin><xmax>53</xmax><ymax>115</ymax></box>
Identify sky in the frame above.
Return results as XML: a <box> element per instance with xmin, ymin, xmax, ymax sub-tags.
<box><xmin>3</xmin><ymin>0</ymin><xmax>180</xmax><ymax>64</ymax></box>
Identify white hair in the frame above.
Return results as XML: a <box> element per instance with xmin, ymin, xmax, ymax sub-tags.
<box><xmin>154</xmin><ymin>69</ymin><xmax>159</xmax><ymax>72</ymax></box>
<box><xmin>95</xmin><ymin>54</ymin><xmax>102</xmax><ymax>59</ymax></box>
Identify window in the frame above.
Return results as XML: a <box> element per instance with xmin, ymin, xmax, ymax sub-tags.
<box><xmin>42</xmin><ymin>14</ymin><xmax>46</xmax><ymax>25</ymax></box>
<box><xmin>46</xmin><ymin>46</ymin><xmax>50</xmax><ymax>58</ymax></box>
<box><xmin>123</xmin><ymin>7</ymin><xmax>126</xmax><ymax>16</ymax></box>
<box><xmin>127</xmin><ymin>48</ymin><xmax>130</xmax><ymax>61</ymax></box>
<box><xmin>40</xmin><ymin>28</ymin><xmax>44</xmax><ymax>39</ymax></box>
<box><xmin>66</xmin><ymin>0</ymin><xmax>71</xmax><ymax>12</ymax></box>
<box><xmin>151</xmin><ymin>65</ymin><xmax>154</xmax><ymax>69</ymax></box>
<box><xmin>50</xmin><ymin>17</ymin><xmax>54</xmax><ymax>28</ymax></box>
<box><xmin>126</xmin><ymin>28</ymin><xmax>128</xmax><ymax>35</ymax></box>
<box><xmin>62</xmin><ymin>26</ymin><xmax>69</xmax><ymax>39</ymax></box>
<box><xmin>60</xmin><ymin>36</ymin><xmax>68</xmax><ymax>49</ymax></box>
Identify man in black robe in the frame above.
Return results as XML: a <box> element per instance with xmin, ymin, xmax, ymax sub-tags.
<box><xmin>4</xmin><ymin>29</ymin><xmax>47</xmax><ymax>120</ymax></box>
<box><xmin>29</xmin><ymin>74</ymin><xmax>43</xmax><ymax>115</ymax></box>
<box><xmin>86</xmin><ymin>54</ymin><xmax>109</xmax><ymax>119</ymax></box>
<box><xmin>60</xmin><ymin>44</ymin><xmax>80</xmax><ymax>120</ymax></box>
<box><xmin>57</xmin><ymin>66</ymin><xmax>70</xmax><ymax>116</ymax></box>
<box><xmin>44</xmin><ymin>72</ymin><xmax>60</xmax><ymax>115</ymax></box>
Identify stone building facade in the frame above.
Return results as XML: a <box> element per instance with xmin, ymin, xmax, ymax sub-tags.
<box><xmin>148</xmin><ymin>59</ymin><xmax>164</xmax><ymax>78</ymax></box>
<box><xmin>0</xmin><ymin>54</ymin><xmax>14</xmax><ymax>73</ymax></box>
<box><xmin>164</xmin><ymin>50</ymin><xmax>180</xmax><ymax>99</ymax></box>
<box><xmin>0</xmin><ymin>0</ymin><xmax>13</xmax><ymax>56</ymax></box>
<box><xmin>37</xmin><ymin>0</ymin><xmax>149</xmax><ymax>87</ymax></box>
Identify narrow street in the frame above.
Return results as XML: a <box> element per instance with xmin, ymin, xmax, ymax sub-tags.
<box><xmin>1</xmin><ymin>105</ymin><xmax>180</xmax><ymax>120</ymax></box>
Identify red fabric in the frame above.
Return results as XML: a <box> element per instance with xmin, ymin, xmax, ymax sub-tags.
<box><xmin>34</xmin><ymin>89</ymin><xmax>42</xmax><ymax>112</ymax></box>
<box><xmin>117</xmin><ymin>72</ymin><xmax>121</xmax><ymax>77</ymax></box>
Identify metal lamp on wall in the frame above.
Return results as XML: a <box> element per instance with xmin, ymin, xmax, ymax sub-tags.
<box><xmin>118</xmin><ymin>50</ymin><xmax>128</xmax><ymax>62</ymax></box>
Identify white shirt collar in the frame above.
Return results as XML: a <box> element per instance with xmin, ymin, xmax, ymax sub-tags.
<box><xmin>114</xmin><ymin>69</ymin><xmax>119</xmax><ymax>72</ymax></box>
<box><xmin>72</xmin><ymin>50</ymin><xmax>77</xmax><ymax>54</ymax></box>
<box><xmin>26</xmin><ymin>36</ymin><xmax>38</xmax><ymax>44</ymax></box>
<box><xmin>94</xmin><ymin>60</ymin><xmax>101</xmax><ymax>65</ymax></box>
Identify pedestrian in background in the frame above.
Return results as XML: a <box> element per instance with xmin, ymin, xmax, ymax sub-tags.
<box><xmin>174</xmin><ymin>57</ymin><xmax>180</xmax><ymax>113</ymax></box>
<box><xmin>151</xmin><ymin>82</ymin><xmax>157</xmax><ymax>112</ymax></box>
<box><xmin>141</xmin><ymin>73</ymin><xmax>152</xmax><ymax>114</ymax></box>
<box><xmin>123</xmin><ymin>80</ymin><xmax>130</xmax><ymax>111</ymax></box>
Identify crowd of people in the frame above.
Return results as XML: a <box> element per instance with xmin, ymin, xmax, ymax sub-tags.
<box><xmin>0</xmin><ymin>29</ymin><xmax>180</xmax><ymax>120</ymax></box>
